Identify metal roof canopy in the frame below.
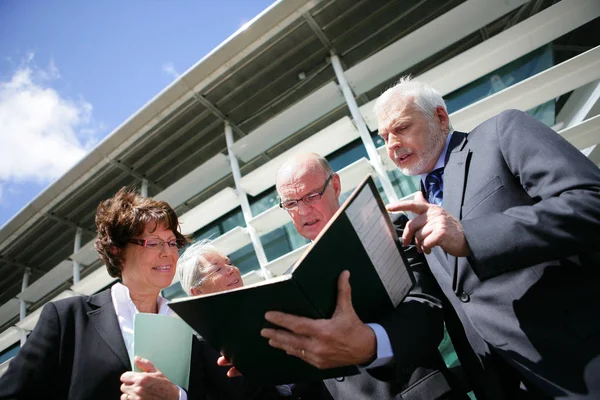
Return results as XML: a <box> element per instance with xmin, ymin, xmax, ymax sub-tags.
<box><xmin>0</xmin><ymin>0</ymin><xmax>595</xmax><ymax>314</ymax></box>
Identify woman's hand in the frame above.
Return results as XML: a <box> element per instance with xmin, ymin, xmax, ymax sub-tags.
<box><xmin>120</xmin><ymin>356</ymin><xmax>181</xmax><ymax>400</ymax></box>
<box><xmin>217</xmin><ymin>354</ymin><xmax>242</xmax><ymax>378</ymax></box>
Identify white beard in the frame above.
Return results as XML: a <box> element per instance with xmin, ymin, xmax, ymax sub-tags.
<box><xmin>395</xmin><ymin>123</ymin><xmax>446</xmax><ymax>176</ymax></box>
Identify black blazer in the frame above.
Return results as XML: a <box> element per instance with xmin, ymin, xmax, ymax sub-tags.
<box><xmin>422</xmin><ymin>110</ymin><xmax>600</xmax><ymax>399</ymax></box>
<box><xmin>0</xmin><ymin>289</ymin><xmax>248</xmax><ymax>400</ymax></box>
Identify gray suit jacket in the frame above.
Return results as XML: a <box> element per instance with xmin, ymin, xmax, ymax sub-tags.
<box><xmin>424</xmin><ymin>110</ymin><xmax>600</xmax><ymax>399</ymax></box>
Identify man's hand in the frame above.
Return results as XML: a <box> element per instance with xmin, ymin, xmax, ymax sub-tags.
<box><xmin>386</xmin><ymin>192</ymin><xmax>470</xmax><ymax>256</ymax></box>
<box><xmin>120</xmin><ymin>356</ymin><xmax>180</xmax><ymax>400</ymax></box>
<box><xmin>260</xmin><ymin>270</ymin><xmax>376</xmax><ymax>369</ymax></box>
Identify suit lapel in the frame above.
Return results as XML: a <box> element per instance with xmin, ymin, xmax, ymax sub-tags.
<box><xmin>443</xmin><ymin>132</ymin><xmax>471</xmax><ymax>294</ymax></box>
<box><xmin>87</xmin><ymin>289</ymin><xmax>131</xmax><ymax>370</ymax></box>
<box><xmin>420</xmin><ymin>181</ymin><xmax>449</xmax><ymax>270</ymax></box>
<box><xmin>443</xmin><ymin>131</ymin><xmax>470</xmax><ymax>219</ymax></box>
<box><xmin>419</xmin><ymin>133</ymin><xmax>471</xmax><ymax>282</ymax></box>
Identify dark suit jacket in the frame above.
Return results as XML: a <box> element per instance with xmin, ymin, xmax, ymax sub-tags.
<box><xmin>423</xmin><ymin>110</ymin><xmax>600</xmax><ymax>399</ymax></box>
<box><xmin>0</xmin><ymin>289</ymin><xmax>249</xmax><ymax>400</ymax></box>
<box><xmin>321</xmin><ymin>214</ymin><xmax>468</xmax><ymax>400</ymax></box>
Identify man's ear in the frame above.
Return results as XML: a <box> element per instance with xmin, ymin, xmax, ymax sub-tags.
<box><xmin>190</xmin><ymin>286</ymin><xmax>202</xmax><ymax>296</ymax></box>
<box><xmin>435</xmin><ymin>106</ymin><xmax>450</xmax><ymax>132</ymax></box>
<box><xmin>332</xmin><ymin>173</ymin><xmax>342</xmax><ymax>198</ymax></box>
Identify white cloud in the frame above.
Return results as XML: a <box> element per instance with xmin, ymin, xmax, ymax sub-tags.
<box><xmin>162</xmin><ymin>62</ymin><xmax>180</xmax><ymax>80</ymax></box>
<box><xmin>0</xmin><ymin>56</ymin><xmax>99</xmax><ymax>186</ymax></box>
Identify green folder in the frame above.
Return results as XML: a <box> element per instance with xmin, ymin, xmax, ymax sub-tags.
<box><xmin>133</xmin><ymin>313</ymin><xmax>193</xmax><ymax>390</ymax></box>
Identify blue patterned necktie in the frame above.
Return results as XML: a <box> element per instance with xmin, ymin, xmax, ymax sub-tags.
<box><xmin>425</xmin><ymin>168</ymin><xmax>444</xmax><ymax>206</ymax></box>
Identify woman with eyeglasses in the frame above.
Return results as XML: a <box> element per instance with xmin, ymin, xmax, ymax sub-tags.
<box><xmin>0</xmin><ymin>188</ymin><xmax>246</xmax><ymax>400</ymax></box>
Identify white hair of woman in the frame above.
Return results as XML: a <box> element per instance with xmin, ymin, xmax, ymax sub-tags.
<box><xmin>177</xmin><ymin>239</ymin><xmax>219</xmax><ymax>296</ymax></box>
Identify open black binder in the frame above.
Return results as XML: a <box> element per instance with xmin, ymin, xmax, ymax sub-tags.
<box><xmin>169</xmin><ymin>175</ymin><xmax>415</xmax><ymax>384</ymax></box>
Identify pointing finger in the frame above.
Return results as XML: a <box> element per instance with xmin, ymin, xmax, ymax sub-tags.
<box><xmin>386</xmin><ymin>200</ymin><xmax>431</xmax><ymax>214</ymax></box>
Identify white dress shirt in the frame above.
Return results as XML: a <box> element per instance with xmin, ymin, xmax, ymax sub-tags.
<box><xmin>420</xmin><ymin>130</ymin><xmax>454</xmax><ymax>186</ymax></box>
<box><xmin>111</xmin><ymin>283</ymin><xmax>187</xmax><ymax>400</ymax></box>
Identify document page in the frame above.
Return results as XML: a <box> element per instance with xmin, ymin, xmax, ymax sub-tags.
<box><xmin>345</xmin><ymin>184</ymin><xmax>411</xmax><ymax>307</ymax></box>
<box><xmin>134</xmin><ymin>313</ymin><xmax>193</xmax><ymax>389</ymax></box>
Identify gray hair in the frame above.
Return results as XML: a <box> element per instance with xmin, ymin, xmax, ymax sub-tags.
<box><xmin>374</xmin><ymin>76</ymin><xmax>451</xmax><ymax>129</ymax></box>
<box><xmin>176</xmin><ymin>239</ymin><xmax>220</xmax><ymax>295</ymax></box>
<box><xmin>313</xmin><ymin>153</ymin><xmax>334</xmax><ymax>177</ymax></box>
<box><xmin>276</xmin><ymin>152</ymin><xmax>334</xmax><ymax>194</ymax></box>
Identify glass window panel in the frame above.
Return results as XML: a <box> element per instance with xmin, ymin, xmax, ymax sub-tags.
<box><xmin>445</xmin><ymin>44</ymin><xmax>555</xmax><ymax>121</ymax></box>
<box><xmin>229</xmin><ymin>243</ymin><xmax>259</xmax><ymax>275</ymax></box>
<box><xmin>526</xmin><ymin>100</ymin><xmax>555</xmax><ymax>127</ymax></box>
<box><xmin>221</xmin><ymin>209</ymin><xmax>245</xmax><ymax>233</ymax></box>
<box><xmin>261</xmin><ymin>227</ymin><xmax>293</xmax><ymax>261</ymax></box>
<box><xmin>193</xmin><ymin>224</ymin><xmax>221</xmax><ymax>241</ymax></box>
<box><xmin>250</xmin><ymin>189</ymin><xmax>279</xmax><ymax>216</ymax></box>
<box><xmin>328</xmin><ymin>141</ymin><xmax>368</xmax><ymax>172</ymax></box>
<box><xmin>0</xmin><ymin>343</ymin><xmax>20</xmax><ymax>364</ymax></box>
<box><xmin>374</xmin><ymin>176</ymin><xmax>390</xmax><ymax>204</ymax></box>
<box><xmin>339</xmin><ymin>190</ymin><xmax>353</xmax><ymax>204</ymax></box>
<box><xmin>388</xmin><ymin>170</ymin><xmax>420</xmax><ymax>198</ymax></box>
<box><xmin>283</xmin><ymin>222</ymin><xmax>310</xmax><ymax>250</ymax></box>
<box><xmin>162</xmin><ymin>281</ymin><xmax>186</xmax><ymax>300</ymax></box>
<box><xmin>372</xmin><ymin>134</ymin><xmax>385</xmax><ymax>148</ymax></box>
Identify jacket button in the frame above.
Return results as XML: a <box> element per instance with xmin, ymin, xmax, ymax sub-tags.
<box><xmin>459</xmin><ymin>292</ymin><xmax>470</xmax><ymax>303</ymax></box>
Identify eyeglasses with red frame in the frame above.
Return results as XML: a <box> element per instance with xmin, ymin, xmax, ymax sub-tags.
<box><xmin>128</xmin><ymin>238</ymin><xmax>186</xmax><ymax>251</ymax></box>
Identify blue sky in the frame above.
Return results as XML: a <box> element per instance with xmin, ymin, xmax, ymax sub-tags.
<box><xmin>0</xmin><ymin>0</ymin><xmax>274</xmax><ymax>227</ymax></box>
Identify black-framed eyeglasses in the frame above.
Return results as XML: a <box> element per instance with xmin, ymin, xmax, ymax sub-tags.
<box><xmin>128</xmin><ymin>238</ymin><xmax>186</xmax><ymax>250</ymax></box>
<box><xmin>279</xmin><ymin>174</ymin><xmax>334</xmax><ymax>210</ymax></box>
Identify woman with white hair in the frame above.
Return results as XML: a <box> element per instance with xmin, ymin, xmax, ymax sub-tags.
<box><xmin>177</xmin><ymin>239</ymin><xmax>244</xmax><ymax>296</ymax></box>
<box><xmin>177</xmin><ymin>240</ymin><xmax>333</xmax><ymax>400</ymax></box>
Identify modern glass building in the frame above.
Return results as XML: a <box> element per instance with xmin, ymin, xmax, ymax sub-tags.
<box><xmin>1</xmin><ymin>0</ymin><xmax>599</xmax><ymax>376</ymax></box>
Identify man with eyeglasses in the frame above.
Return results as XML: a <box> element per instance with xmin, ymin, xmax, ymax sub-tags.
<box><xmin>277</xmin><ymin>165</ymin><xmax>337</xmax><ymax>241</ymax></box>
<box><xmin>258</xmin><ymin>152</ymin><xmax>468</xmax><ymax>400</ymax></box>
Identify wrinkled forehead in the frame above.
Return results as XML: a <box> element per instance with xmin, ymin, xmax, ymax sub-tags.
<box><xmin>277</xmin><ymin>167</ymin><xmax>328</xmax><ymax>201</ymax></box>
<box><xmin>377</xmin><ymin>96</ymin><xmax>414</xmax><ymax>130</ymax></box>
<box><xmin>199</xmin><ymin>250</ymin><xmax>227</xmax><ymax>268</ymax></box>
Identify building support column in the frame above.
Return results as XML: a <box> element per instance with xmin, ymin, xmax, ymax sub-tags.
<box><xmin>19</xmin><ymin>268</ymin><xmax>30</xmax><ymax>345</ymax></box>
<box><xmin>73</xmin><ymin>227</ymin><xmax>82</xmax><ymax>284</ymax></box>
<box><xmin>330</xmin><ymin>53</ymin><xmax>398</xmax><ymax>203</ymax></box>
<box><xmin>224</xmin><ymin>122</ymin><xmax>272</xmax><ymax>279</ymax></box>
<box><xmin>141</xmin><ymin>179</ymin><xmax>149</xmax><ymax>197</ymax></box>
<box><xmin>555</xmin><ymin>79</ymin><xmax>600</xmax><ymax>160</ymax></box>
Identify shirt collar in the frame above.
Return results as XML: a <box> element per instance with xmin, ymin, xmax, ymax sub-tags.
<box><xmin>111</xmin><ymin>282</ymin><xmax>173</xmax><ymax>361</ymax></box>
<box><xmin>421</xmin><ymin>130</ymin><xmax>454</xmax><ymax>184</ymax></box>
<box><xmin>111</xmin><ymin>282</ymin><xmax>172</xmax><ymax>317</ymax></box>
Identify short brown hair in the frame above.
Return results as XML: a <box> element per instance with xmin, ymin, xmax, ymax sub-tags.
<box><xmin>94</xmin><ymin>187</ymin><xmax>186</xmax><ymax>278</ymax></box>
